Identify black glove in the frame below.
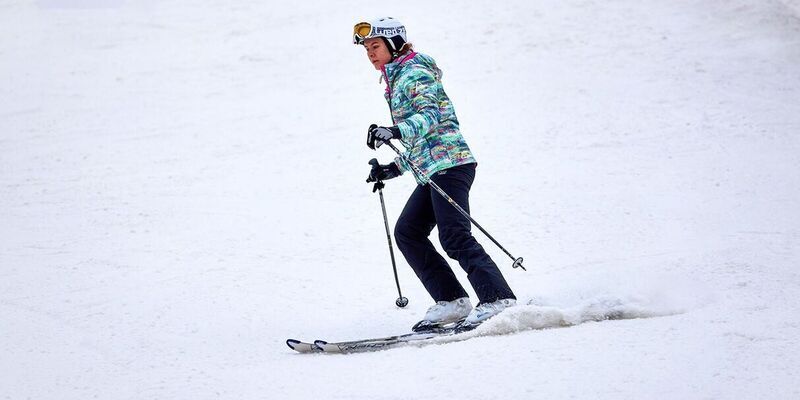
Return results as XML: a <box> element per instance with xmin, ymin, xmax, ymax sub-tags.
<box><xmin>366</xmin><ymin>158</ymin><xmax>402</xmax><ymax>183</ymax></box>
<box><xmin>367</xmin><ymin>124</ymin><xmax>401</xmax><ymax>150</ymax></box>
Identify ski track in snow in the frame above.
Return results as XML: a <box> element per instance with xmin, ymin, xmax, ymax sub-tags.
<box><xmin>2</xmin><ymin>0</ymin><xmax>800</xmax><ymax>399</ymax></box>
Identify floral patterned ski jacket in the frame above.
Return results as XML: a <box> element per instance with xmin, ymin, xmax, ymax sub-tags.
<box><xmin>381</xmin><ymin>51</ymin><xmax>476</xmax><ymax>184</ymax></box>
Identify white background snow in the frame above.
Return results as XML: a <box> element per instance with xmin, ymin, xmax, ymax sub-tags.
<box><xmin>2</xmin><ymin>0</ymin><xmax>799</xmax><ymax>399</ymax></box>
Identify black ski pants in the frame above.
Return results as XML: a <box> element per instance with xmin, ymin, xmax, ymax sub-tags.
<box><xmin>394</xmin><ymin>163</ymin><xmax>516</xmax><ymax>304</ymax></box>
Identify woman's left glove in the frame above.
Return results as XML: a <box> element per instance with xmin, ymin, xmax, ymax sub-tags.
<box><xmin>367</xmin><ymin>124</ymin><xmax>401</xmax><ymax>150</ymax></box>
<box><xmin>366</xmin><ymin>158</ymin><xmax>402</xmax><ymax>182</ymax></box>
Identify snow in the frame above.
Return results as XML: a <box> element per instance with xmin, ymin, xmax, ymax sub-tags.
<box><xmin>1</xmin><ymin>0</ymin><xmax>799</xmax><ymax>399</ymax></box>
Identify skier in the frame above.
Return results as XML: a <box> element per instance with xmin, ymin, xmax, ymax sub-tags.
<box><xmin>353</xmin><ymin>17</ymin><xmax>517</xmax><ymax>331</ymax></box>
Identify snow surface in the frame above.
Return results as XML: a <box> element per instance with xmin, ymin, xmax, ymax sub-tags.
<box><xmin>1</xmin><ymin>0</ymin><xmax>799</xmax><ymax>399</ymax></box>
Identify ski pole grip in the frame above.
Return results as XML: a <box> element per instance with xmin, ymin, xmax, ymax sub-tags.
<box><xmin>368</xmin><ymin>158</ymin><xmax>385</xmax><ymax>191</ymax></box>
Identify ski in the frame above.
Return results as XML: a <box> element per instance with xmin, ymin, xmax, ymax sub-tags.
<box><xmin>314</xmin><ymin>328</ymin><xmax>456</xmax><ymax>354</ymax></box>
<box><xmin>285</xmin><ymin>339</ymin><xmax>323</xmax><ymax>353</ymax></box>
<box><xmin>287</xmin><ymin>323</ymin><xmax>478</xmax><ymax>354</ymax></box>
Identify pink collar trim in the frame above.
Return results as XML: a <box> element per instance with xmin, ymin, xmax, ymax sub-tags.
<box><xmin>395</xmin><ymin>51</ymin><xmax>417</xmax><ymax>65</ymax></box>
<box><xmin>381</xmin><ymin>51</ymin><xmax>418</xmax><ymax>97</ymax></box>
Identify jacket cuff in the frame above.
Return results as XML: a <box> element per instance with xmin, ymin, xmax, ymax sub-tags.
<box><xmin>393</xmin><ymin>158</ymin><xmax>408</xmax><ymax>174</ymax></box>
<box><xmin>396</xmin><ymin>122</ymin><xmax>413</xmax><ymax>142</ymax></box>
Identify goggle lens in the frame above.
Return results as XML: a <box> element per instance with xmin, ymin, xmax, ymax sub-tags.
<box><xmin>353</xmin><ymin>22</ymin><xmax>372</xmax><ymax>44</ymax></box>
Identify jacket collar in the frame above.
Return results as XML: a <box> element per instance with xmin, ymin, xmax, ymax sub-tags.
<box><xmin>381</xmin><ymin>51</ymin><xmax>417</xmax><ymax>97</ymax></box>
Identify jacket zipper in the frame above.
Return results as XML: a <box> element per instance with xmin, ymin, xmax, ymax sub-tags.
<box><xmin>382</xmin><ymin>51</ymin><xmax>417</xmax><ymax>125</ymax></box>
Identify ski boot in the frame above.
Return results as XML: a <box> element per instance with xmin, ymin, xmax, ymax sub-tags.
<box><xmin>412</xmin><ymin>297</ymin><xmax>472</xmax><ymax>332</ymax></box>
<box><xmin>456</xmin><ymin>298</ymin><xmax>516</xmax><ymax>332</ymax></box>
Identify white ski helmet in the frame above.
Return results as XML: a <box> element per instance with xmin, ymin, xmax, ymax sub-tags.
<box><xmin>352</xmin><ymin>17</ymin><xmax>408</xmax><ymax>54</ymax></box>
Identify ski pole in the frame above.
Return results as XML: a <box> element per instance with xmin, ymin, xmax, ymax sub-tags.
<box><xmin>369</xmin><ymin>160</ymin><xmax>409</xmax><ymax>308</ymax></box>
<box><xmin>382</xmin><ymin>141</ymin><xmax>526</xmax><ymax>271</ymax></box>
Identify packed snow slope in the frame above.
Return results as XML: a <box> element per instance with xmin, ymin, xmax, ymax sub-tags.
<box><xmin>2</xmin><ymin>0</ymin><xmax>799</xmax><ymax>399</ymax></box>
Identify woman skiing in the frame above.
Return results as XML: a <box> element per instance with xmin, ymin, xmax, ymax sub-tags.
<box><xmin>354</xmin><ymin>17</ymin><xmax>517</xmax><ymax>331</ymax></box>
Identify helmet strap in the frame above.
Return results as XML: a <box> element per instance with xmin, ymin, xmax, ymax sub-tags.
<box><xmin>381</xmin><ymin>37</ymin><xmax>400</xmax><ymax>61</ymax></box>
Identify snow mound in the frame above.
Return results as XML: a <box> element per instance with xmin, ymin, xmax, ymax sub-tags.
<box><xmin>420</xmin><ymin>295</ymin><xmax>681</xmax><ymax>347</ymax></box>
<box><xmin>474</xmin><ymin>296</ymin><xmax>679</xmax><ymax>337</ymax></box>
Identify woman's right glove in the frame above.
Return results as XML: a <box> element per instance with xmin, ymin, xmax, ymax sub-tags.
<box><xmin>366</xmin><ymin>158</ymin><xmax>402</xmax><ymax>182</ymax></box>
<box><xmin>367</xmin><ymin>124</ymin><xmax>401</xmax><ymax>150</ymax></box>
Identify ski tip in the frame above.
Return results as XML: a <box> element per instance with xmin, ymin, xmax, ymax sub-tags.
<box><xmin>286</xmin><ymin>339</ymin><xmax>301</xmax><ymax>350</ymax></box>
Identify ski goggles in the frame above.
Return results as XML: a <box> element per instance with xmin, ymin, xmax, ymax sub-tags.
<box><xmin>352</xmin><ymin>22</ymin><xmax>406</xmax><ymax>45</ymax></box>
<box><xmin>352</xmin><ymin>22</ymin><xmax>374</xmax><ymax>45</ymax></box>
